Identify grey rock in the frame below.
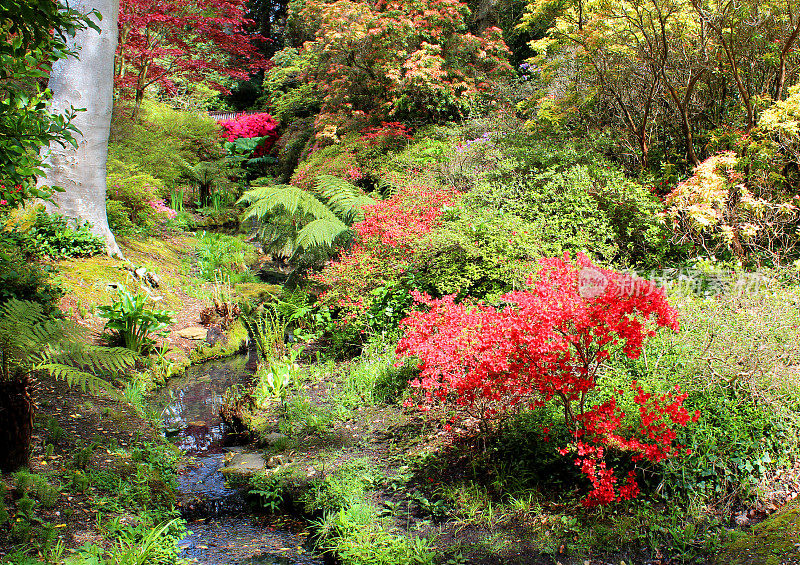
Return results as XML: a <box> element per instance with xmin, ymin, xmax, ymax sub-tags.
<box><xmin>221</xmin><ymin>451</ymin><xmax>267</xmax><ymax>478</ymax></box>
<box><xmin>263</xmin><ymin>432</ymin><xmax>288</xmax><ymax>446</ymax></box>
<box><xmin>207</xmin><ymin>326</ymin><xmax>227</xmax><ymax>346</ymax></box>
<box><xmin>178</xmin><ymin>327</ymin><xmax>208</xmax><ymax>340</ymax></box>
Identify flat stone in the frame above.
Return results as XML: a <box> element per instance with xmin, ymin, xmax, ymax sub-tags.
<box><xmin>178</xmin><ymin>327</ymin><xmax>208</xmax><ymax>340</ymax></box>
<box><xmin>220</xmin><ymin>451</ymin><xmax>267</xmax><ymax>478</ymax></box>
<box><xmin>263</xmin><ymin>432</ymin><xmax>288</xmax><ymax>446</ymax></box>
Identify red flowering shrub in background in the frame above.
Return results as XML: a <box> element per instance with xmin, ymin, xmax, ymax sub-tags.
<box><xmin>359</xmin><ymin>122</ymin><xmax>413</xmax><ymax>152</ymax></box>
<box><xmin>116</xmin><ymin>0</ymin><xmax>270</xmax><ymax>117</ymax></box>
<box><xmin>219</xmin><ymin>113</ymin><xmax>280</xmax><ymax>156</ymax></box>
<box><xmin>396</xmin><ymin>253</ymin><xmax>698</xmax><ymax>505</ymax></box>
<box><xmin>0</xmin><ymin>184</ymin><xmax>25</xmax><ymax>209</ymax></box>
<box><xmin>291</xmin><ymin>148</ymin><xmax>361</xmax><ymax>190</ymax></box>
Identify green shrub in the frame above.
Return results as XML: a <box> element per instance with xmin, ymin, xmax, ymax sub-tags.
<box><xmin>13</xmin><ymin>471</ymin><xmax>60</xmax><ymax>508</ymax></box>
<box><xmin>413</xmin><ymin>208</ymin><xmax>542</xmax><ymax>300</ymax></box>
<box><xmin>109</xmin><ymin>100</ymin><xmax>225</xmax><ymax>188</ymax></box>
<box><xmin>589</xmin><ymin>166</ymin><xmax>673</xmax><ymax>267</ymax></box>
<box><xmin>195</xmin><ymin>232</ymin><xmax>257</xmax><ymax>283</ymax></box>
<box><xmin>261</xmin><ymin>47</ymin><xmax>322</xmax><ymax>124</ymax></box>
<box><xmin>659</xmin><ymin>388</ymin><xmax>796</xmax><ymax>501</ymax></box>
<box><xmin>471</xmin><ymin>165</ymin><xmax>619</xmax><ymax>262</ymax></box>
<box><xmin>383</xmin><ymin>136</ymin><xmax>451</xmax><ymax>174</ymax></box>
<box><xmin>105</xmin><ymin>199</ymin><xmax>137</xmax><ymax>235</ymax></box>
<box><xmin>302</xmin><ymin>458</ymin><xmax>380</xmax><ymax>514</ymax></box>
<box><xmin>0</xmin><ymin>237</ymin><xmax>62</xmax><ymax>307</ymax></box>
<box><xmin>19</xmin><ymin>209</ymin><xmax>105</xmax><ymax>258</ymax></box>
<box><xmin>106</xmin><ymin>172</ymin><xmax>164</xmax><ymax>234</ymax></box>
<box><xmin>249</xmin><ymin>470</ymin><xmax>289</xmax><ymax>512</ymax></box>
<box><xmin>610</xmin><ymin>277</ymin><xmax>800</xmax><ymax>503</ymax></box>
<box><xmin>334</xmin><ymin>340</ymin><xmax>416</xmax><ymax>407</ymax></box>
<box><xmin>316</xmin><ymin>504</ymin><xmax>437</xmax><ymax>565</ymax></box>
<box><xmin>467</xmin><ymin>163</ymin><xmax>670</xmax><ymax>268</ymax></box>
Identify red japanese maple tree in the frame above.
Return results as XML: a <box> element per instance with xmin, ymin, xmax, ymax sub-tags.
<box><xmin>116</xmin><ymin>0</ymin><xmax>270</xmax><ymax>116</ymax></box>
<box><xmin>396</xmin><ymin>253</ymin><xmax>698</xmax><ymax>505</ymax></box>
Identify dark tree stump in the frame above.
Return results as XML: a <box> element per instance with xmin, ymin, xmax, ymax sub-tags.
<box><xmin>0</xmin><ymin>375</ymin><xmax>33</xmax><ymax>472</ymax></box>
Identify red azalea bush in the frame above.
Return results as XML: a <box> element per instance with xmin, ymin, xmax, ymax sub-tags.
<box><xmin>219</xmin><ymin>113</ymin><xmax>280</xmax><ymax>156</ymax></box>
<box><xmin>359</xmin><ymin>122</ymin><xmax>413</xmax><ymax>151</ymax></box>
<box><xmin>396</xmin><ymin>253</ymin><xmax>698</xmax><ymax>505</ymax></box>
<box><xmin>314</xmin><ymin>183</ymin><xmax>455</xmax><ymax>319</ymax></box>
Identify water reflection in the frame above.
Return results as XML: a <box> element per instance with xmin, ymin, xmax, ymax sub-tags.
<box><xmin>160</xmin><ymin>355</ymin><xmax>249</xmax><ymax>454</ymax></box>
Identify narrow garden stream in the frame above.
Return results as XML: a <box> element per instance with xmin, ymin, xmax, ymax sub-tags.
<box><xmin>158</xmin><ymin>356</ymin><xmax>324</xmax><ymax>565</ymax></box>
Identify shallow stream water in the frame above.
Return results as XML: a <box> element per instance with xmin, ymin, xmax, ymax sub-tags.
<box><xmin>158</xmin><ymin>356</ymin><xmax>323</xmax><ymax>565</ymax></box>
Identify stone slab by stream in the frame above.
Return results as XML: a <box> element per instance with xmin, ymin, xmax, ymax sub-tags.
<box><xmin>221</xmin><ymin>447</ymin><xmax>268</xmax><ymax>478</ymax></box>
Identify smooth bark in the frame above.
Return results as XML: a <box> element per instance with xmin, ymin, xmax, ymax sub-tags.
<box><xmin>40</xmin><ymin>0</ymin><xmax>121</xmax><ymax>257</ymax></box>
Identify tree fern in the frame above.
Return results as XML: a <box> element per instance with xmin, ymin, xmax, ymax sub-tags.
<box><xmin>314</xmin><ymin>175</ymin><xmax>375</xmax><ymax>224</ymax></box>
<box><xmin>0</xmin><ymin>299</ymin><xmax>134</xmax><ymax>398</ymax></box>
<box><xmin>238</xmin><ymin>176</ymin><xmax>374</xmax><ymax>260</ymax></box>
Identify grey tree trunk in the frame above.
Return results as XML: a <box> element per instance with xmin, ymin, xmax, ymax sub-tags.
<box><xmin>40</xmin><ymin>0</ymin><xmax>121</xmax><ymax>257</ymax></box>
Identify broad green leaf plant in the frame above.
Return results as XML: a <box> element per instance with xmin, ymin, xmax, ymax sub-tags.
<box><xmin>97</xmin><ymin>286</ymin><xmax>173</xmax><ymax>353</ymax></box>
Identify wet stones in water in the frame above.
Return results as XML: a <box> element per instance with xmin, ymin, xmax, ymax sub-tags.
<box><xmin>178</xmin><ymin>455</ymin><xmax>247</xmax><ymax>520</ymax></box>
<box><xmin>178</xmin><ymin>516</ymin><xmax>323</xmax><ymax>565</ymax></box>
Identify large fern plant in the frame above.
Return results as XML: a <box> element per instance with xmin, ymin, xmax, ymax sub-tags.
<box><xmin>0</xmin><ymin>299</ymin><xmax>134</xmax><ymax>395</ymax></box>
<box><xmin>238</xmin><ymin>175</ymin><xmax>375</xmax><ymax>261</ymax></box>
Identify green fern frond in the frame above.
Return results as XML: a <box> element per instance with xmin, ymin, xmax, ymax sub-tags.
<box><xmin>314</xmin><ymin>175</ymin><xmax>375</xmax><ymax>223</ymax></box>
<box><xmin>376</xmin><ymin>176</ymin><xmax>399</xmax><ymax>196</ymax></box>
<box><xmin>37</xmin><ymin>364</ymin><xmax>124</xmax><ymax>399</ymax></box>
<box><xmin>295</xmin><ymin>217</ymin><xmax>350</xmax><ymax>250</ymax></box>
<box><xmin>0</xmin><ymin>299</ymin><xmax>133</xmax><ymax>399</ymax></box>
<box><xmin>239</xmin><ymin>185</ymin><xmax>335</xmax><ymax>222</ymax></box>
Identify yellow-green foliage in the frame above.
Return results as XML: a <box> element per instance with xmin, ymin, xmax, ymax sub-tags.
<box><xmin>109</xmin><ymin>100</ymin><xmax>225</xmax><ymax>187</ymax></box>
<box><xmin>261</xmin><ymin>47</ymin><xmax>321</xmax><ymax>124</ymax></box>
<box><xmin>665</xmin><ymin>152</ymin><xmax>799</xmax><ymax>261</ymax></box>
<box><xmin>234</xmin><ymin>283</ymin><xmax>282</xmax><ymax>301</ymax></box>
<box><xmin>759</xmin><ymin>85</ymin><xmax>800</xmax><ymax>141</ymax></box>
